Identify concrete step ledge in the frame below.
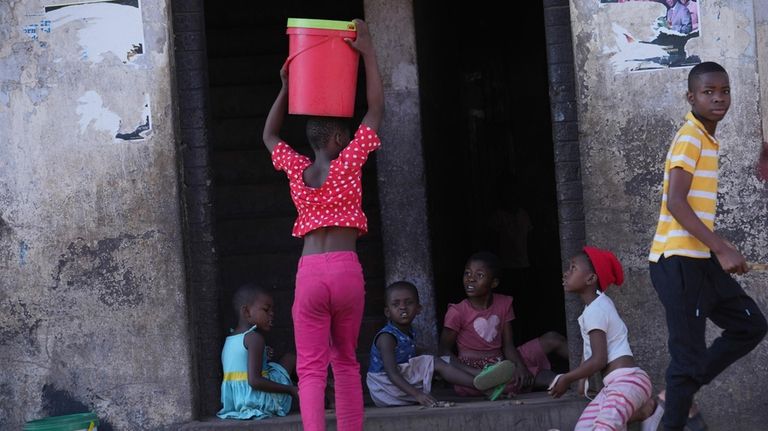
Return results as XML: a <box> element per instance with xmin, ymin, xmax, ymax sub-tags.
<box><xmin>179</xmin><ymin>393</ymin><xmax>588</xmax><ymax>431</ymax></box>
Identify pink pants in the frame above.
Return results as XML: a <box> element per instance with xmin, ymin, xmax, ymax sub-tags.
<box><xmin>293</xmin><ymin>251</ymin><xmax>365</xmax><ymax>431</ymax></box>
<box><xmin>575</xmin><ymin>367</ymin><xmax>652</xmax><ymax>431</ymax></box>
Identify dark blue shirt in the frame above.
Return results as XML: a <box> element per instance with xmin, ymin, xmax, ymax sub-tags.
<box><xmin>368</xmin><ymin>321</ymin><xmax>417</xmax><ymax>373</ymax></box>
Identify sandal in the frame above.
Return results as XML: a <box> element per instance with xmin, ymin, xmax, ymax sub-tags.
<box><xmin>488</xmin><ymin>382</ymin><xmax>506</xmax><ymax>401</ymax></box>
<box><xmin>473</xmin><ymin>360</ymin><xmax>516</xmax><ymax>391</ymax></box>
<box><xmin>684</xmin><ymin>412</ymin><xmax>708</xmax><ymax>431</ymax></box>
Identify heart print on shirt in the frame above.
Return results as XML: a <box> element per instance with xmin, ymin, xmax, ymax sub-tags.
<box><xmin>473</xmin><ymin>315</ymin><xmax>500</xmax><ymax>342</ymax></box>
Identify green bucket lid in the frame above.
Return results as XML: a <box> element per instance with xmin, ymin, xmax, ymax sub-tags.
<box><xmin>286</xmin><ymin>18</ymin><xmax>356</xmax><ymax>31</ymax></box>
<box><xmin>24</xmin><ymin>412</ymin><xmax>99</xmax><ymax>431</ymax></box>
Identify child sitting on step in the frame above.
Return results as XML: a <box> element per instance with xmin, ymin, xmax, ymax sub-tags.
<box><xmin>367</xmin><ymin>281</ymin><xmax>515</xmax><ymax>407</ymax></box>
<box><xmin>549</xmin><ymin>246</ymin><xmax>657</xmax><ymax>430</ymax></box>
<box><xmin>439</xmin><ymin>251</ymin><xmax>568</xmax><ymax>398</ymax></box>
<box><xmin>218</xmin><ymin>283</ymin><xmax>298</xmax><ymax>420</ymax></box>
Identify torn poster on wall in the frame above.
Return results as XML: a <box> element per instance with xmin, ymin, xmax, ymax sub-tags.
<box><xmin>599</xmin><ymin>0</ymin><xmax>701</xmax><ymax>72</ymax></box>
<box><xmin>77</xmin><ymin>91</ymin><xmax>152</xmax><ymax>141</ymax></box>
<box><xmin>44</xmin><ymin>0</ymin><xmax>145</xmax><ymax>64</ymax></box>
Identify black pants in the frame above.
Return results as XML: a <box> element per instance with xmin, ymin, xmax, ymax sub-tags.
<box><xmin>650</xmin><ymin>255</ymin><xmax>767</xmax><ymax>431</ymax></box>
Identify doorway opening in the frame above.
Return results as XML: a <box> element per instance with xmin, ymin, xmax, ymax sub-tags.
<box><xmin>202</xmin><ymin>0</ymin><xmax>385</xmax><ymax>414</ymax></box>
<box><xmin>414</xmin><ymin>2</ymin><xmax>567</xmax><ymax>355</ymax></box>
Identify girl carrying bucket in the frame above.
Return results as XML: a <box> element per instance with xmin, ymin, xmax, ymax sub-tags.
<box><xmin>262</xmin><ymin>18</ymin><xmax>383</xmax><ymax>431</ymax></box>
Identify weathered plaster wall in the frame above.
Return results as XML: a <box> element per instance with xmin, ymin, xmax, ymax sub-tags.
<box><xmin>757</xmin><ymin>1</ymin><xmax>768</xmax><ymax>139</ymax></box>
<box><xmin>0</xmin><ymin>0</ymin><xmax>193</xmax><ymax>429</ymax></box>
<box><xmin>570</xmin><ymin>0</ymin><xmax>768</xmax><ymax>429</ymax></box>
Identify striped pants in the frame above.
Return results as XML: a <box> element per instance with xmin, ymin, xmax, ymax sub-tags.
<box><xmin>575</xmin><ymin>367</ymin><xmax>652</xmax><ymax>431</ymax></box>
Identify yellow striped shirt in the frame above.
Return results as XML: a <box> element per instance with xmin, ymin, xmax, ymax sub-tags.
<box><xmin>649</xmin><ymin>112</ymin><xmax>719</xmax><ymax>262</ymax></box>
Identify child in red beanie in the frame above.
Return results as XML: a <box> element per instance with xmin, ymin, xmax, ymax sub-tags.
<box><xmin>549</xmin><ymin>246</ymin><xmax>657</xmax><ymax>430</ymax></box>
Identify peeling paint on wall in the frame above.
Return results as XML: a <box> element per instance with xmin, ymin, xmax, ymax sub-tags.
<box><xmin>77</xmin><ymin>90</ymin><xmax>121</xmax><ymax>134</ymax></box>
<box><xmin>571</xmin><ymin>1</ymin><xmax>768</xmax><ymax>428</ymax></box>
<box><xmin>599</xmin><ymin>0</ymin><xmax>702</xmax><ymax>72</ymax></box>
<box><xmin>1</xmin><ymin>0</ymin><xmax>194</xmax><ymax>427</ymax></box>
<box><xmin>44</xmin><ymin>0</ymin><xmax>145</xmax><ymax>65</ymax></box>
<box><xmin>115</xmin><ymin>93</ymin><xmax>151</xmax><ymax>140</ymax></box>
<box><xmin>77</xmin><ymin>90</ymin><xmax>152</xmax><ymax>141</ymax></box>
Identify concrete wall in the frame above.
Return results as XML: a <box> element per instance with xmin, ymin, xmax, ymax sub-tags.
<box><xmin>0</xmin><ymin>0</ymin><xmax>194</xmax><ymax>429</ymax></box>
<box><xmin>365</xmin><ymin>0</ymin><xmax>439</xmax><ymax>350</ymax></box>
<box><xmin>757</xmin><ymin>1</ymin><xmax>768</xmax><ymax>139</ymax></box>
<box><xmin>569</xmin><ymin>0</ymin><xmax>768</xmax><ymax>429</ymax></box>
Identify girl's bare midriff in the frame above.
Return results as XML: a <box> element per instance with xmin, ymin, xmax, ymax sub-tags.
<box><xmin>302</xmin><ymin>226</ymin><xmax>359</xmax><ymax>256</ymax></box>
<box><xmin>603</xmin><ymin>354</ymin><xmax>637</xmax><ymax>376</ymax></box>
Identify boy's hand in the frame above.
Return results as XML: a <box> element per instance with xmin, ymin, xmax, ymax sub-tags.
<box><xmin>414</xmin><ymin>391</ymin><xmax>438</xmax><ymax>407</ymax></box>
<box><xmin>290</xmin><ymin>385</ymin><xmax>299</xmax><ymax>399</ymax></box>
<box><xmin>344</xmin><ymin>19</ymin><xmax>373</xmax><ymax>55</ymax></box>
<box><xmin>715</xmin><ymin>239</ymin><xmax>748</xmax><ymax>274</ymax></box>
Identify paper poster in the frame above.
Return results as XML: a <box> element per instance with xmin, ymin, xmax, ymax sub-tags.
<box><xmin>600</xmin><ymin>0</ymin><xmax>701</xmax><ymax>72</ymax></box>
<box><xmin>44</xmin><ymin>0</ymin><xmax>145</xmax><ymax>64</ymax></box>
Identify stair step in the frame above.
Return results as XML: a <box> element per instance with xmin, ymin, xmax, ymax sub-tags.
<box><xmin>204</xmin><ymin>2</ymin><xmax>363</xmax><ymax>31</ymax></box>
<box><xmin>179</xmin><ymin>393</ymin><xmax>587</xmax><ymax>430</ymax></box>
<box><xmin>218</xmin><ymin>244</ymin><xmax>385</xmax><ymax>287</ymax></box>
<box><xmin>216</xmin><ymin>216</ymin><xmax>297</xmax><ymax>255</ymax></box>
<box><xmin>209</xmin><ymin>116</ymin><xmax>307</xmax><ymax>151</ymax></box>
<box><xmin>208</xmin><ymin>55</ymin><xmax>286</xmax><ymax>87</ymax></box>
<box><xmin>206</xmin><ymin>26</ymin><xmax>287</xmax><ymax>58</ymax></box>
<box><xmin>212</xmin><ymin>149</ymin><xmax>280</xmax><ymax>185</ymax></box>
<box><xmin>209</xmin><ymin>84</ymin><xmax>277</xmax><ymax>118</ymax></box>
<box><xmin>214</xmin><ymin>184</ymin><xmax>294</xmax><ymax>220</ymax></box>
<box><xmin>213</xmin><ymin>181</ymin><xmax>383</xmax><ymax>220</ymax></box>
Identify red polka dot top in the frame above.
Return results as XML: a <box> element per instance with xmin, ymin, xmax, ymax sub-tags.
<box><xmin>271</xmin><ymin>124</ymin><xmax>381</xmax><ymax>238</ymax></box>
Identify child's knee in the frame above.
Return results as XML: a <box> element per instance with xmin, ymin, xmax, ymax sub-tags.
<box><xmin>540</xmin><ymin>331</ymin><xmax>566</xmax><ymax>350</ymax></box>
<box><xmin>432</xmin><ymin>355</ymin><xmax>450</xmax><ymax>371</ymax></box>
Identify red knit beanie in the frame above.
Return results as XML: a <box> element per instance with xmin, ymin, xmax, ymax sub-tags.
<box><xmin>583</xmin><ymin>246</ymin><xmax>624</xmax><ymax>291</ymax></box>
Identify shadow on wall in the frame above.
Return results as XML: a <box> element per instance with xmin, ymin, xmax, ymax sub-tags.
<box><xmin>41</xmin><ymin>384</ymin><xmax>114</xmax><ymax>431</ymax></box>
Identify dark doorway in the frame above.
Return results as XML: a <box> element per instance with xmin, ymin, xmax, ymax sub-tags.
<box><xmin>203</xmin><ymin>0</ymin><xmax>385</xmax><ymax>414</ymax></box>
<box><xmin>414</xmin><ymin>3</ymin><xmax>567</xmax><ymax>352</ymax></box>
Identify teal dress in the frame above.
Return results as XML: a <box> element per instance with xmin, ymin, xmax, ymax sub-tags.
<box><xmin>217</xmin><ymin>325</ymin><xmax>293</xmax><ymax>419</ymax></box>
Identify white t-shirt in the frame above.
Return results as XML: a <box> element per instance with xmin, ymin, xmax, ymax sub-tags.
<box><xmin>578</xmin><ymin>292</ymin><xmax>633</xmax><ymax>363</ymax></box>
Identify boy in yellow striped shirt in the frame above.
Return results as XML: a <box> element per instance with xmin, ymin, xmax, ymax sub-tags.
<box><xmin>647</xmin><ymin>62</ymin><xmax>767</xmax><ymax>431</ymax></box>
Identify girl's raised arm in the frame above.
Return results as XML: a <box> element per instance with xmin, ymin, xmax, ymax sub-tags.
<box><xmin>262</xmin><ymin>67</ymin><xmax>288</xmax><ymax>153</ymax></box>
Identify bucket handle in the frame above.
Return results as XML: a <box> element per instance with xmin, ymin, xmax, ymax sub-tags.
<box><xmin>283</xmin><ymin>36</ymin><xmax>335</xmax><ymax>69</ymax></box>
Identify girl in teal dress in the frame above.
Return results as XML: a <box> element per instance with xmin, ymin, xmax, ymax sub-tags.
<box><xmin>218</xmin><ymin>283</ymin><xmax>298</xmax><ymax>419</ymax></box>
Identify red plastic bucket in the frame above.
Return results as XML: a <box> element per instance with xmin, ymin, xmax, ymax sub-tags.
<box><xmin>285</xmin><ymin>18</ymin><xmax>358</xmax><ymax>117</ymax></box>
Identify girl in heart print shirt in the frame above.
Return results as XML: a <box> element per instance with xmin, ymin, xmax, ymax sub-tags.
<box><xmin>439</xmin><ymin>252</ymin><xmax>569</xmax><ymax>397</ymax></box>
